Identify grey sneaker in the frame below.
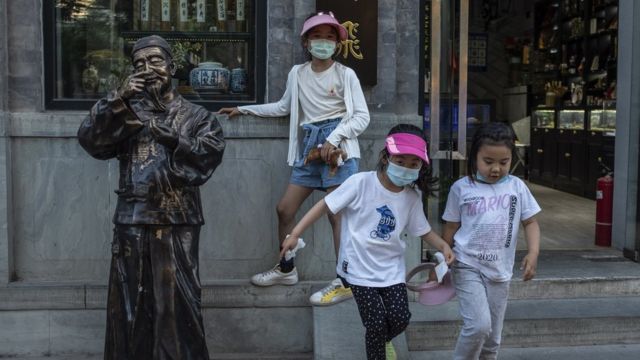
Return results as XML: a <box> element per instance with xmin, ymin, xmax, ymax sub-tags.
<box><xmin>250</xmin><ymin>264</ymin><xmax>299</xmax><ymax>286</ymax></box>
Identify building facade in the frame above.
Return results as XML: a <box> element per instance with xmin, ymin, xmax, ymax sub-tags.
<box><xmin>1</xmin><ymin>0</ymin><xmax>640</xmax><ymax>357</ymax></box>
<box><xmin>0</xmin><ymin>0</ymin><xmax>425</xmax><ymax>356</ymax></box>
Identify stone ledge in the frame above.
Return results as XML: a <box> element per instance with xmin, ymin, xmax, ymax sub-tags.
<box><xmin>0</xmin><ymin>281</ymin><xmax>334</xmax><ymax>310</ymax></box>
<box><xmin>5</xmin><ymin>111</ymin><xmax>422</xmax><ymax>139</ymax></box>
<box><xmin>4</xmin><ymin>274</ymin><xmax>640</xmax><ymax>310</ymax></box>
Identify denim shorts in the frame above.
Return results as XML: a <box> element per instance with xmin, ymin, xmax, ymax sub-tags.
<box><xmin>290</xmin><ymin>118</ymin><xmax>359</xmax><ymax>190</ymax></box>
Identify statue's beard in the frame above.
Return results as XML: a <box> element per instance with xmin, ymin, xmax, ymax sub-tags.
<box><xmin>147</xmin><ymin>84</ymin><xmax>166</xmax><ymax>112</ymax></box>
<box><xmin>145</xmin><ymin>80</ymin><xmax>168</xmax><ymax>112</ymax></box>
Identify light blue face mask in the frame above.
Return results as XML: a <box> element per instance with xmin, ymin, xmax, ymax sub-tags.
<box><xmin>387</xmin><ymin>162</ymin><xmax>420</xmax><ymax>187</ymax></box>
<box><xmin>475</xmin><ymin>172</ymin><xmax>509</xmax><ymax>184</ymax></box>
<box><xmin>308</xmin><ymin>39</ymin><xmax>337</xmax><ymax>60</ymax></box>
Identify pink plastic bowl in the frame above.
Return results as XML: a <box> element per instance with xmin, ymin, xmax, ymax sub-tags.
<box><xmin>406</xmin><ymin>263</ymin><xmax>456</xmax><ymax>306</ymax></box>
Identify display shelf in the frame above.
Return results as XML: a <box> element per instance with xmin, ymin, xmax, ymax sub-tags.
<box><xmin>529</xmin><ymin>0</ymin><xmax>618</xmax><ymax>198</ymax></box>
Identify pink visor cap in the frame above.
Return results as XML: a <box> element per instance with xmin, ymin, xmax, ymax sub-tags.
<box><xmin>406</xmin><ymin>263</ymin><xmax>456</xmax><ymax>306</ymax></box>
<box><xmin>300</xmin><ymin>13</ymin><xmax>348</xmax><ymax>42</ymax></box>
<box><xmin>385</xmin><ymin>133</ymin><xmax>430</xmax><ymax>164</ymax></box>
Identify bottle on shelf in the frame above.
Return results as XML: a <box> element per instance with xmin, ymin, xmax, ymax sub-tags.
<box><xmin>216</xmin><ymin>0</ymin><xmax>227</xmax><ymax>32</ymax></box>
<box><xmin>177</xmin><ymin>0</ymin><xmax>194</xmax><ymax>31</ymax></box>
<box><xmin>140</xmin><ymin>0</ymin><xmax>151</xmax><ymax>31</ymax></box>
<box><xmin>225</xmin><ymin>0</ymin><xmax>237</xmax><ymax>32</ymax></box>
<box><xmin>236</xmin><ymin>0</ymin><xmax>246</xmax><ymax>32</ymax></box>
<box><xmin>196</xmin><ymin>0</ymin><xmax>207</xmax><ymax>31</ymax></box>
<box><xmin>159</xmin><ymin>0</ymin><xmax>173</xmax><ymax>31</ymax></box>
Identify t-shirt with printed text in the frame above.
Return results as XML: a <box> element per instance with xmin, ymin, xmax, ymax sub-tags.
<box><xmin>442</xmin><ymin>175</ymin><xmax>541</xmax><ymax>281</ymax></box>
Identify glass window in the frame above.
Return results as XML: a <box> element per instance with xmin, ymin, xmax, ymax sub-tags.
<box><xmin>44</xmin><ymin>0</ymin><xmax>265</xmax><ymax>110</ymax></box>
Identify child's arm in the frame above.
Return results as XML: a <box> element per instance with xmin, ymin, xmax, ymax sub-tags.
<box><xmin>278</xmin><ymin>199</ymin><xmax>331</xmax><ymax>258</ymax></box>
<box><xmin>421</xmin><ymin>231</ymin><xmax>455</xmax><ymax>265</ymax></box>
<box><xmin>442</xmin><ymin>221</ymin><xmax>461</xmax><ymax>247</ymax></box>
<box><xmin>520</xmin><ymin>216</ymin><xmax>540</xmax><ymax>281</ymax></box>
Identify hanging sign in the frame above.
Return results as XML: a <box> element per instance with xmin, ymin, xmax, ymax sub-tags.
<box><xmin>316</xmin><ymin>0</ymin><xmax>378</xmax><ymax>85</ymax></box>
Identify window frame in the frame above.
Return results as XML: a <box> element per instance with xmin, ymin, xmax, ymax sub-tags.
<box><xmin>43</xmin><ymin>0</ymin><xmax>266</xmax><ymax>111</ymax></box>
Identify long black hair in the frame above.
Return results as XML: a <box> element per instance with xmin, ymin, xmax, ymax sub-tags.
<box><xmin>376</xmin><ymin>124</ymin><xmax>439</xmax><ymax>196</ymax></box>
<box><xmin>467</xmin><ymin>122</ymin><xmax>516</xmax><ymax>182</ymax></box>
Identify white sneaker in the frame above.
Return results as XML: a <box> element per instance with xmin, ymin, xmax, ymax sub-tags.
<box><xmin>250</xmin><ymin>264</ymin><xmax>298</xmax><ymax>286</ymax></box>
<box><xmin>309</xmin><ymin>278</ymin><xmax>353</xmax><ymax>306</ymax></box>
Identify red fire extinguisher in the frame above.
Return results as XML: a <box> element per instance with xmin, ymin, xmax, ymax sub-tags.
<box><xmin>595</xmin><ymin>174</ymin><xmax>614</xmax><ymax>247</ymax></box>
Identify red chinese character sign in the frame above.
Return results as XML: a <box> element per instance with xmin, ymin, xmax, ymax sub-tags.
<box><xmin>317</xmin><ymin>0</ymin><xmax>378</xmax><ymax>85</ymax></box>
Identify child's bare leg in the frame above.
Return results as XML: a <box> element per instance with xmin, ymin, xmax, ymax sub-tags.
<box><xmin>276</xmin><ymin>184</ymin><xmax>314</xmax><ymax>246</ymax></box>
<box><xmin>308</xmin><ymin>185</ymin><xmax>352</xmax><ymax>305</ymax></box>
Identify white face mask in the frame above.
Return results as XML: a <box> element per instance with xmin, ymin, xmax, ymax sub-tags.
<box><xmin>308</xmin><ymin>39</ymin><xmax>337</xmax><ymax>60</ymax></box>
<box><xmin>386</xmin><ymin>162</ymin><xmax>420</xmax><ymax>187</ymax></box>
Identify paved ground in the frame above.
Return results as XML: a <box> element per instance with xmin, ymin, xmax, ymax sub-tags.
<box><xmin>419</xmin><ymin>344</ymin><xmax>640</xmax><ymax>359</ymax></box>
<box><xmin>9</xmin><ymin>344</ymin><xmax>640</xmax><ymax>359</ymax></box>
<box><xmin>517</xmin><ymin>182</ymin><xmax>598</xmax><ymax>250</ymax></box>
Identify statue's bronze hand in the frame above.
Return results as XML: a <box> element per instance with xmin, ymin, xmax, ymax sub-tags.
<box><xmin>118</xmin><ymin>71</ymin><xmax>148</xmax><ymax>100</ymax></box>
<box><xmin>149</xmin><ymin>117</ymin><xmax>179</xmax><ymax>149</ymax></box>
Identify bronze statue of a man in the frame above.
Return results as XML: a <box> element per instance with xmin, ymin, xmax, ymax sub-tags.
<box><xmin>78</xmin><ymin>35</ymin><xmax>225</xmax><ymax>360</ymax></box>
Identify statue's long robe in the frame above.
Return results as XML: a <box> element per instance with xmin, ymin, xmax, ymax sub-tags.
<box><xmin>78</xmin><ymin>91</ymin><xmax>225</xmax><ymax>360</ymax></box>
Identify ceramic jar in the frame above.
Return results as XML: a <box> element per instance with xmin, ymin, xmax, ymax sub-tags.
<box><xmin>230</xmin><ymin>68</ymin><xmax>248</xmax><ymax>93</ymax></box>
<box><xmin>190</xmin><ymin>62</ymin><xmax>230</xmax><ymax>93</ymax></box>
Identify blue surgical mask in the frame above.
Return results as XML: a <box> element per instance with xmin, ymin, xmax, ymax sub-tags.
<box><xmin>475</xmin><ymin>172</ymin><xmax>509</xmax><ymax>184</ymax></box>
<box><xmin>308</xmin><ymin>39</ymin><xmax>337</xmax><ymax>60</ymax></box>
<box><xmin>387</xmin><ymin>162</ymin><xmax>420</xmax><ymax>187</ymax></box>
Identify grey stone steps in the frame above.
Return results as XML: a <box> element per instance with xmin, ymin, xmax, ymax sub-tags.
<box><xmin>411</xmin><ymin>343</ymin><xmax>640</xmax><ymax>360</ymax></box>
<box><xmin>210</xmin><ymin>353</ymin><xmax>312</xmax><ymax>360</ymax></box>
<box><xmin>5</xmin><ymin>354</ymin><xmax>313</xmax><ymax>360</ymax></box>
<box><xmin>314</xmin><ymin>296</ymin><xmax>640</xmax><ymax>359</ymax></box>
<box><xmin>4</xmin><ymin>273</ymin><xmax>640</xmax><ymax>310</ymax></box>
<box><xmin>407</xmin><ymin>296</ymin><xmax>640</xmax><ymax>351</ymax></box>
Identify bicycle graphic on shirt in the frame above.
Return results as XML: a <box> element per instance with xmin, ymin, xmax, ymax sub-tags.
<box><xmin>370</xmin><ymin>205</ymin><xmax>396</xmax><ymax>241</ymax></box>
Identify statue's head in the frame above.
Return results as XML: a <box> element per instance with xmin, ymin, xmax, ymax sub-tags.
<box><xmin>131</xmin><ymin>35</ymin><xmax>176</xmax><ymax>100</ymax></box>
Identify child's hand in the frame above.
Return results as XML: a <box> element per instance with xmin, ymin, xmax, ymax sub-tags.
<box><xmin>217</xmin><ymin>107</ymin><xmax>242</xmax><ymax>117</ymax></box>
<box><xmin>279</xmin><ymin>235</ymin><xmax>299</xmax><ymax>259</ymax></box>
<box><xmin>441</xmin><ymin>245</ymin><xmax>455</xmax><ymax>265</ymax></box>
<box><xmin>520</xmin><ymin>252</ymin><xmax>538</xmax><ymax>281</ymax></box>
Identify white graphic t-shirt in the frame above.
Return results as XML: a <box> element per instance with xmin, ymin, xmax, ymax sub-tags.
<box><xmin>325</xmin><ymin>171</ymin><xmax>432</xmax><ymax>287</ymax></box>
<box><xmin>442</xmin><ymin>175</ymin><xmax>541</xmax><ymax>281</ymax></box>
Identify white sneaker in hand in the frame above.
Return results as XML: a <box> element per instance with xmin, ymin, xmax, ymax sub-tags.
<box><xmin>309</xmin><ymin>278</ymin><xmax>353</xmax><ymax>306</ymax></box>
<box><xmin>250</xmin><ymin>264</ymin><xmax>298</xmax><ymax>286</ymax></box>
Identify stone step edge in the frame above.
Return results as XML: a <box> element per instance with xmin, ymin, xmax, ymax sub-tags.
<box><xmin>0</xmin><ymin>352</ymin><xmax>313</xmax><ymax>360</ymax></box>
<box><xmin>2</xmin><ymin>277</ymin><xmax>640</xmax><ymax>310</ymax></box>
<box><xmin>409</xmin><ymin>343</ymin><xmax>640</xmax><ymax>359</ymax></box>
<box><xmin>408</xmin><ymin>296</ymin><xmax>640</xmax><ymax>322</ymax></box>
<box><xmin>210</xmin><ymin>352</ymin><xmax>312</xmax><ymax>360</ymax></box>
<box><xmin>407</xmin><ymin>317</ymin><xmax>640</xmax><ymax>351</ymax></box>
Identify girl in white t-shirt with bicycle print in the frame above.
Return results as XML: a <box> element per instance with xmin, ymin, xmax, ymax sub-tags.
<box><xmin>280</xmin><ymin>124</ymin><xmax>454</xmax><ymax>360</ymax></box>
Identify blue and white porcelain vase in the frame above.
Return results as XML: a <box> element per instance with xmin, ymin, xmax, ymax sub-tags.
<box><xmin>190</xmin><ymin>62</ymin><xmax>230</xmax><ymax>93</ymax></box>
<box><xmin>230</xmin><ymin>68</ymin><xmax>248</xmax><ymax>93</ymax></box>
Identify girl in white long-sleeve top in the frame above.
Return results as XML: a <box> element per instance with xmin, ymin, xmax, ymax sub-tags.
<box><xmin>219</xmin><ymin>11</ymin><xmax>370</xmax><ymax>306</ymax></box>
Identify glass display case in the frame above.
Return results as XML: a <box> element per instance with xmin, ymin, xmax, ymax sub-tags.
<box><xmin>45</xmin><ymin>0</ymin><xmax>263</xmax><ymax>109</ymax></box>
<box><xmin>532</xmin><ymin>109</ymin><xmax>555</xmax><ymax>128</ymax></box>
<box><xmin>558</xmin><ymin>109</ymin><xmax>585</xmax><ymax>129</ymax></box>
<box><xmin>589</xmin><ymin>108</ymin><xmax>616</xmax><ymax>132</ymax></box>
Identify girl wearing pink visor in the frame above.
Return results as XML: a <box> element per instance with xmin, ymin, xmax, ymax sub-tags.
<box><xmin>219</xmin><ymin>11</ymin><xmax>369</xmax><ymax>307</ymax></box>
<box><xmin>279</xmin><ymin>124</ymin><xmax>454</xmax><ymax>360</ymax></box>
